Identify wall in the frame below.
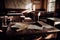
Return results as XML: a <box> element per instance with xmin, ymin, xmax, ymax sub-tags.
<box><xmin>5</xmin><ymin>0</ymin><xmax>32</xmax><ymax>9</ymax></box>
<box><xmin>32</xmin><ymin>0</ymin><xmax>41</xmax><ymax>9</ymax></box>
<box><xmin>44</xmin><ymin>0</ymin><xmax>47</xmax><ymax>11</ymax></box>
<box><xmin>0</xmin><ymin>0</ymin><xmax>5</xmax><ymax>9</ymax></box>
<box><xmin>32</xmin><ymin>0</ymin><xmax>47</xmax><ymax>11</ymax></box>
<box><xmin>55</xmin><ymin>0</ymin><xmax>60</xmax><ymax>17</ymax></box>
<box><xmin>5</xmin><ymin>0</ymin><xmax>47</xmax><ymax>11</ymax></box>
<box><xmin>55</xmin><ymin>0</ymin><xmax>60</xmax><ymax>11</ymax></box>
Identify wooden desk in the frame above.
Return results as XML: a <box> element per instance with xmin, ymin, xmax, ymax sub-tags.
<box><xmin>37</xmin><ymin>21</ymin><xmax>60</xmax><ymax>40</ymax></box>
<box><xmin>37</xmin><ymin>21</ymin><xmax>60</xmax><ymax>32</ymax></box>
<box><xmin>47</xmin><ymin>17</ymin><xmax>60</xmax><ymax>26</ymax></box>
<box><xmin>1</xmin><ymin>22</ymin><xmax>60</xmax><ymax>40</ymax></box>
<box><xmin>2</xmin><ymin>22</ymin><xmax>60</xmax><ymax>34</ymax></box>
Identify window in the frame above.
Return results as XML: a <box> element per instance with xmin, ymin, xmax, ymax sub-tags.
<box><xmin>47</xmin><ymin>0</ymin><xmax>56</xmax><ymax>12</ymax></box>
<box><xmin>32</xmin><ymin>4</ymin><xmax>36</xmax><ymax>11</ymax></box>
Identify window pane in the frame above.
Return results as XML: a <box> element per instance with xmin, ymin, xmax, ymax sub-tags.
<box><xmin>47</xmin><ymin>0</ymin><xmax>56</xmax><ymax>12</ymax></box>
<box><xmin>49</xmin><ymin>0</ymin><xmax>56</xmax><ymax>2</ymax></box>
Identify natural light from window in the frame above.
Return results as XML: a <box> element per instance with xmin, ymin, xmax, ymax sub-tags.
<box><xmin>47</xmin><ymin>0</ymin><xmax>56</xmax><ymax>12</ymax></box>
<box><xmin>25</xmin><ymin>3</ymin><xmax>32</xmax><ymax>10</ymax></box>
<box><xmin>33</xmin><ymin>4</ymin><xmax>36</xmax><ymax>11</ymax></box>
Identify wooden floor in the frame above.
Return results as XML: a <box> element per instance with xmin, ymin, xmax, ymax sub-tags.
<box><xmin>0</xmin><ymin>30</ymin><xmax>60</xmax><ymax>40</ymax></box>
<box><xmin>0</xmin><ymin>21</ymin><xmax>60</xmax><ymax>40</ymax></box>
